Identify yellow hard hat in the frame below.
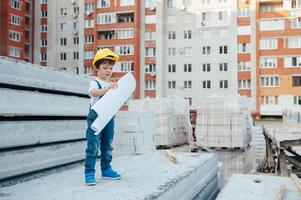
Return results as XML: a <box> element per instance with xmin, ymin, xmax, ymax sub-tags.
<box><xmin>93</xmin><ymin>48</ymin><xmax>120</xmax><ymax>65</ymax></box>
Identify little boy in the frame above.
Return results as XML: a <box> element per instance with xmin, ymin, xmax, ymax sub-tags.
<box><xmin>84</xmin><ymin>48</ymin><xmax>121</xmax><ymax>186</ymax></box>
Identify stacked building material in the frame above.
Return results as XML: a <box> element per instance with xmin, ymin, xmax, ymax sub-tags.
<box><xmin>251</xmin><ymin>126</ymin><xmax>266</xmax><ymax>164</ymax></box>
<box><xmin>129</xmin><ymin>97</ymin><xmax>191</xmax><ymax>147</ymax></box>
<box><xmin>216</xmin><ymin>174</ymin><xmax>301</xmax><ymax>200</ymax></box>
<box><xmin>196</xmin><ymin>96</ymin><xmax>252</xmax><ymax>149</ymax></box>
<box><xmin>113</xmin><ymin>111</ymin><xmax>156</xmax><ymax>155</ymax></box>
<box><xmin>0</xmin><ymin>57</ymin><xmax>90</xmax><ymax>180</ymax></box>
<box><xmin>283</xmin><ymin>108</ymin><xmax>301</xmax><ymax>125</ymax></box>
<box><xmin>0</xmin><ymin>152</ymin><xmax>220</xmax><ymax>200</ymax></box>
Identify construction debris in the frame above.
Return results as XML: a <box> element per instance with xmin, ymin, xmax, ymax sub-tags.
<box><xmin>165</xmin><ymin>150</ymin><xmax>177</xmax><ymax>164</ymax></box>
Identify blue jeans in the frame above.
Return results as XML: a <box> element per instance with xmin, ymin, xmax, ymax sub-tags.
<box><xmin>84</xmin><ymin>109</ymin><xmax>115</xmax><ymax>175</ymax></box>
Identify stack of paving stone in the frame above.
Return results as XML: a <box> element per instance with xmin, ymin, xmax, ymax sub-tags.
<box><xmin>129</xmin><ymin>97</ymin><xmax>191</xmax><ymax>148</ymax></box>
<box><xmin>251</xmin><ymin>126</ymin><xmax>266</xmax><ymax>164</ymax></box>
<box><xmin>0</xmin><ymin>57</ymin><xmax>90</xmax><ymax>180</ymax></box>
<box><xmin>196</xmin><ymin>96</ymin><xmax>252</xmax><ymax>149</ymax></box>
<box><xmin>113</xmin><ymin>111</ymin><xmax>156</xmax><ymax>154</ymax></box>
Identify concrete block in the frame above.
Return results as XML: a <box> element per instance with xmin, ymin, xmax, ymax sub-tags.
<box><xmin>0</xmin><ymin>88</ymin><xmax>89</xmax><ymax>116</ymax></box>
<box><xmin>0</xmin><ymin>57</ymin><xmax>89</xmax><ymax>95</ymax></box>
<box><xmin>0</xmin><ymin>141</ymin><xmax>85</xmax><ymax>180</ymax></box>
<box><xmin>0</xmin><ymin>120</ymin><xmax>86</xmax><ymax>149</ymax></box>
<box><xmin>216</xmin><ymin>174</ymin><xmax>301</xmax><ymax>200</ymax></box>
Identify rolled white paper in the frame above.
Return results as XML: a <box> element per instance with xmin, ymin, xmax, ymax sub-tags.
<box><xmin>90</xmin><ymin>72</ymin><xmax>136</xmax><ymax>135</ymax></box>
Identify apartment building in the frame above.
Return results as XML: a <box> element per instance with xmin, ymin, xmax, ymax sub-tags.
<box><xmin>257</xmin><ymin>0</ymin><xmax>301</xmax><ymax>115</ymax></box>
<box><xmin>34</xmin><ymin>0</ymin><xmax>83</xmax><ymax>74</ymax></box>
<box><xmin>0</xmin><ymin>0</ymin><xmax>34</xmax><ymax>62</ymax></box>
<box><xmin>83</xmin><ymin>0</ymin><xmax>141</xmax><ymax>99</ymax></box>
<box><xmin>156</xmin><ymin>0</ymin><xmax>238</xmax><ymax>108</ymax></box>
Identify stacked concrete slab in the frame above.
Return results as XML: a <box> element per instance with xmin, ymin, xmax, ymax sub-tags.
<box><xmin>216</xmin><ymin>174</ymin><xmax>301</xmax><ymax>200</ymax></box>
<box><xmin>113</xmin><ymin>111</ymin><xmax>156</xmax><ymax>154</ymax></box>
<box><xmin>0</xmin><ymin>152</ymin><xmax>220</xmax><ymax>200</ymax></box>
<box><xmin>196</xmin><ymin>96</ymin><xmax>252</xmax><ymax>149</ymax></box>
<box><xmin>0</xmin><ymin>57</ymin><xmax>90</xmax><ymax>180</ymax></box>
<box><xmin>283</xmin><ymin>108</ymin><xmax>301</xmax><ymax>125</ymax></box>
<box><xmin>251</xmin><ymin>126</ymin><xmax>266</xmax><ymax>164</ymax></box>
<box><xmin>129</xmin><ymin>97</ymin><xmax>191</xmax><ymax>147</ymax></box>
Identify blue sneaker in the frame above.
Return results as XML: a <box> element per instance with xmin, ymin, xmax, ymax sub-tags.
<box><xmin>101</xmin><ymin>168</ymin><xmax>121</xmax><ymax>180</ymax></box>
<box><xmin>85</xmin><ymin>173</ymin><xmax>96</xmax><ymax>186</ymax></box>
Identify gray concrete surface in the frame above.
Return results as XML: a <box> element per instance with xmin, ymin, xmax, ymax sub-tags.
<box><xmin>0</xmin><ymin>88</ymin><xmax>89</xmax><ymax>116</ymax></box>
<box><xmin>0</xmin><ymin>120</ymin><xmax>86</xmax><ymax>149</ymax></box>
<box><xmin>0</xmin><ymin>151</ymin><xmax>219</xmax><ymax>200</ymax></box>
<box><xmin>0</xmin><ymin>141</ymin><xmax>85</xmax><ymax>180</ymax></box>
<box><xmin>0</xmin><ymin>56</ymin><xmax>89</xmax><ymax>95</ymax></box>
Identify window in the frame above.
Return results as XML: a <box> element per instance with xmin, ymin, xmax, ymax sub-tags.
<box><xmin>117</xmin><ymin>29</ymin><xmax>134</xmax><ymax>39</ymax></box>
<box><xmin>168</xmin><ymin>48</ymin><xmax>176</xmax><ymax>56</ymax></box>
<box><xmin>202</xmin><ymin>63</ymin><xmax>211</xmax><ymax>72</ymax></box>
<box><xmin>260</xmin><ymin>75</ymin><xmax>279</xmax><ymax>87</ymax></box>
<box><xmin>203</xmin><ymin>80</ymin><xmax>211</xmax><ymax>89</ymax></box>
<box><xmin>218</xmin><ymin>11</ymin><xmax>227</xmax><ymax>21</ymax></box>
<box><xmin>9</xmin><ymin>31</ymin><xmax>21</xmax><ymax>42</ymax></box>
<box><xmin>114</xmin><ymin>62</ymin><xmax>134</xmax><ymax>72</ymax></box>
<box><xmin>9</xmin><ymin>47</ymin><xmax>21</xmax><ymax>58</ymax></box>
<box><xmin>184</xmin><ymin>30</ymin><xmax>192</xmax><ymax>39</ymax></box>
<box><xmin>74</xmin><ymin>37</ymin><xmax>79</xmax><ymax>45</ymax></box>
<box><xmin>98</xmin><ymin>0</ymin><xmax>110</xmax><ymax>8</ymax></box>
<box><xmin>238</xmin><ymin>80</ymin><xmax>251</xmax><ymax>89</ymax></box>
<box><xmin>260</xmin><ymin>19</ymin><xmax>284</xmax><ymax>31</ymax></box>
<box><xmin>219</xmin><ymin>45</ymin><xmax>228</xmax><ymax>54</ymax></box>
<box><xmin>238</xmin><ymin>7</ymin><xmax>250</xmax><ymax>17</ymax></box>
<box><xmin>260</xmin><ymin>96</ymin><xmax>278</xmax><ymax>105</ymax></box>
<box><xmin>168</xmin><ymin>64</ymin><xmax>176</xmax><ymax>72</ymax></box>
<box><xmin>59</xmin><ymin>23</ymin><xmax>67</xmax><ymax>31</ymax></box>
<box><xmin>85</xmin><ymin>35</ymin><xmax>94</xmax><ymax>44</ymax></box>
<box><xmin>73</xmin><ymin>7</ymin><xmax>79</xmax><ymax>15</ymax></box>
<box><xmin>182</xmin><ymin>47</ymin><xmax>192</xmax><ymax>56</ymax></box>
<box><xmin>120</xmin><ymin>0</ymin><xmax>134</xmax><ymax>6</ymax></box>
<box><xmin>11</xmin><ymin>0</ymin><xmax>21</xmax><ymax>10</ymax></box>
<box><xmin>260</xmin><ymin>57</ymin><xmax>277</xmax><ymax>68</ymax></box>
<box><xmin>85</xmin><ymin>20</ymin><xmax>94</xmax><ymax>28</ymax></box>
<box><xmin>115</xmin><ymin>45</ymin><xmax>134</xmax><ymax>55</ymax></box>
<box><xmin>41</xmin><ymin>10</ymin><xmax>47</xmax><ymax>18</ymax></box>
<box><xmin>201</xmin><ymin>12</ymin><xmax>210</xmax><ymax>22</ymax></box>
<box><xmin>85</xmin><ymin>66</ymin><xmax>93</xmax><ymax>74</ymax></box>
<box><xmin>41</xmin><ymin>39</ymin><xmax>47</xmax><ymax>47</ymax></box>
<box><xmin>72</xmin><ymin>52</ymin><xmax>78</xmax><ymax>60</ymax></box>
<box><xmin>291</xmin><ymin>17</ymin><xmax>301</xmax><ymax>29</ymax></box>
<box><xmin>84</xmin><ymin>51</ymin><xmax>94</xmax><ymax>59</ymax></box>
<box><xmin>145</xmin><ymin>31</ymin><xmax>155</xmax><ymax>40</ymax></box>
<box><xmin>292</xmin><ymin>76</ymin><xmax>301</xmax><ymax>87</ymax></box>
<box><xmin>294</xmin><ymin>96</ymin><xmax>301</xmax><ymax>105</ymax></box>
<box><xmin>284</xmin><ymin>56</ymin><xmax>301</xmax><ymax>67</ymax></box>
<box><xmin>97</xmin><ymin>13</ymin><xmax>116</xmax><ymax>24</ymax></box>
<box><xmin>146</xmin><ymin>0</ymin><xmax>156</xmax><ymax>8</ymax></box>
<box><xmin>73</xmin><ymin>22</ymin><xmax>79</xmax><ymax>31</ymax></box>
<box><xmin>40</xmin><ymin>53</ymin><xmax>47</xmax><ymax>61</ymax></box>
<box><xmin>201</xmin><ymin>0</ymin><xmax>210</xmax><ymax>5</ymax></box>
<box><xmin>184</xmin><ymin>97</ymin><xmax>192</xmax><ymax>106</ymax></box>
<box><xmin>168</xmin><ymin>31</ymin><xmax>176</xmax><ymax>40</ymax></box>
<box><xmin>145</xmin><ymin>64</ymin><xmax>156</xmax><ymax>73</ymax></box>
<box><xmin>9</xmin><ymin>15</ymin><xmax>21</xmax><ymax>25</ymax></box>
<box><xmin>238</xmin><ymin>43</ymin><xmax>250</xmax><ymax>53</ymax></box>
<box><xmin>145</xmin><ymin>81</ymin><xmax>156</xmax><ymax>90</ymax></box>
<box><xmin>60</xmin><ymin>52</ymin><xmax>67</xmax><ymax>61</ymax></box>
<box><xmin>168</xmin><ymin>81</ymin><xmax>176</xmax><ymax>89</ymax></box>
<box><xmin>60</xmin><ymin>8</ymin><xmax>67</xmax><ymax>16</ymax></box>
<box><xmin>184</xmin><ymin>64</ymin><xmax>192</xmax><ymax>72</ymax></box>
<box><xmin>167</xmin><ymin>0</ymin><xmax>175</xmax><ymax>8</ymax></box>
<box><xmin>184</xmin><ymin>80</ymin><xmax>192</xmax><ymax>89</ymax></box>
<box><xmin>202</xmin><ymin>46</ymin><xmax>211</xmax><ymax>55</ymax></box>
<box><xmin>85</xmin><ymin>4</ymin><xmax>94</xmax><ymax>12</ymax></box>
<box><xmin>288</xmin><ymin>37</ymin><xmax>301</xmax><ymax>48</ymax></box>
<box><xmin>219</xmin><ymin>80</ymin><xmax>228</xmax><ymax>88</ymax></box>
<box><xmin>60</xmin><ymin>38</ymin><xmax>67</xmax><ymax>46</ymax></box>
<box><xmin>219</xmin><ymin>63</ymin><xmax>228</xmax><ymax>71</ymax></box>
<box><xmin>146</xmin><ymin>48</ymin><xmax>156</xmax><ymax>57</ymax></box>
<box><xmin>238</xmin><ymin>62</ymin><xmax>251</xmax><ymax>71</ymax></box>
<box><xmin>41</xmin><ymin>0</ymin><xmax>48</xmax><ymax>3</ymax></box>
<box><xmin>41</xmin><ymin>25</ymin><xmax>47</xmax><ymax>32</ymax></box>
<box><xmin>260</xmin><ymin>38</ymin><xmax>277</xmax><ymax>50</ymax></box>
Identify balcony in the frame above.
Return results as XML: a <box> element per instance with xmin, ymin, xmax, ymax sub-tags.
<box><xmin>260</xmin><ymin>0</ymin><xmax>283</xmax><ymax>4</ymax></box>
<box><xmin>117</xmin><ymin>12</ymin><xmax>134</xmax><ymax>23</ymax></box>
<box><xmin>97</xmin><ymin>30</ymin><xmax>116</xmax><ymax>40</ymax></box>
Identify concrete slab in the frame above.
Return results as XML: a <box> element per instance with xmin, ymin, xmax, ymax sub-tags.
<box><xmin>0</xmin><ymin>88</ymin><xmax>89</xmax><ymax>116</ymax></box>
<box><xmin>0</xmin><ymin>152</ymin><xmax>219</xmax><ymax>200</ymax></box>
<box><xmin>216</xmin><ymin>174</ymin><xmax>301</xmax><ymax>200</ymax></box>
<box><xmin>0</xmin><ymin>120</ymin><xmax>86</xmax><ymax>149</ymax></box>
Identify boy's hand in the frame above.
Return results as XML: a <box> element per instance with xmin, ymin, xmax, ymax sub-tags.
<box><xmin>108</xmin><ymin>82</ymin><xmax>118</xmax><ymax>90</ymax></box>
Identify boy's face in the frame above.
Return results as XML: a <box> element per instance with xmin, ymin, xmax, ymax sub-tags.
<box><xmin>97</xmin><ymin>62</ymin><xmax>114</xmax><ymax>80</ymax></box>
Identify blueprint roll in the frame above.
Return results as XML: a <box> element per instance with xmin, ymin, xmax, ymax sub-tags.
<box><xmin>91</xmin><ymin>72</ymin><xmax>136</xmax><ymax>135</ymax></box>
